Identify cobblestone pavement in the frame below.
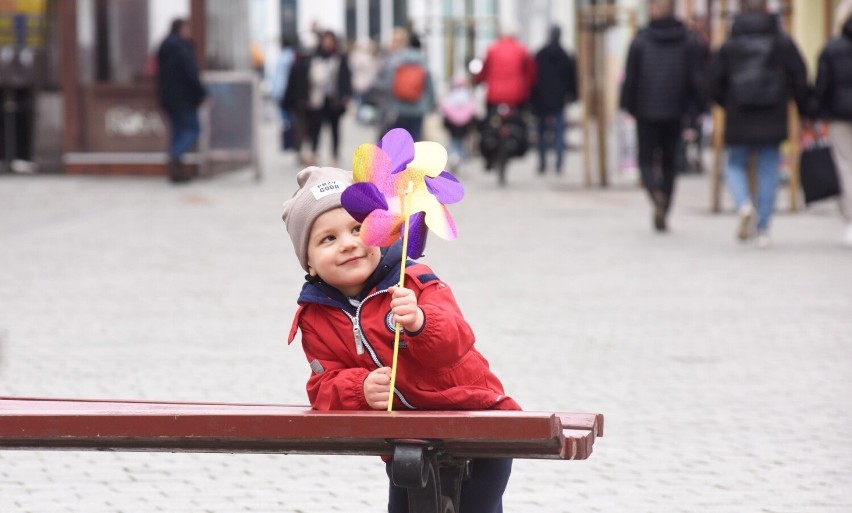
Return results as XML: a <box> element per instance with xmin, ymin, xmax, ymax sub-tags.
<box><xmin>1</xmin><ymin>115</ymin><xmax>851</xmax><ymax>513</ymax></box>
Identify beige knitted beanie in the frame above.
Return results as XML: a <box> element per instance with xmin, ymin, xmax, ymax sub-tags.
<box><xmin>282</xmin><ymin>166</ymin><xmax>354</xmax><ymax>271</ymax></box>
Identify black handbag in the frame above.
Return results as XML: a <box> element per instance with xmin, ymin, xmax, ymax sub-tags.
<box><xmin>800</xmin><ymin>128</ymin><xmax>841</xmax><ymax>205</ymax></box>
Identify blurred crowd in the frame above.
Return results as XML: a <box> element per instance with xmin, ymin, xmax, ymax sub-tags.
<box><xmin>265</xmin><ymin>20</ymin><xmax>575</xmax><ymax>177</ymax></box>
<box><xmin>257</xmin><ymin>0</ymin><xmax>852</xmax><ymax>247</ymax></box>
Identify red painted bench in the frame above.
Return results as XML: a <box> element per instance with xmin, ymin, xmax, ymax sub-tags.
<box><xmin>0</xmin><ymin>397</ymin><xmax>604</xmax><ymax>513</ymax></box>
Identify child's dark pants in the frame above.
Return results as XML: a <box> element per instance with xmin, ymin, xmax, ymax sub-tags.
<box><xmin>386</xmin><ymin>457</ymin><xmax>513</xmax><ymax>513</ymax></box>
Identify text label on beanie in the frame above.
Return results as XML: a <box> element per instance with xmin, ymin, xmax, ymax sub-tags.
<box><xmin>311</xmin><ymin>181</ymin><xmax>346</xmax><ymax>200</ymax></box>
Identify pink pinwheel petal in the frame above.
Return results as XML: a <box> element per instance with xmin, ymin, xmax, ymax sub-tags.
<box><xmin>361</xmin><ymin>209</ymin><xmax>404</xmax><ymax>247</ymax></box>
<box><xmin>425</xmin><ymin>172</ymin><xmax>464</xmax><ymax>204</ymax></box>
<box><xmin>341</xmin><ymin>182</ymin><xmax>388</xmax><ymax>223</ymax></box>
<box><xmin>406</xmin><ymin>212</ymin><xmax>428</xmax><ymax>258</ymax></box>
<box><xmin>352</xmin><ymin>144</ymin><xmax>391</xmax><ymax>183</ymax></box>
<box><xmin>379</xmin><ymin>128</ymin><xmax>415</xmax><ymax>174</ymax></box>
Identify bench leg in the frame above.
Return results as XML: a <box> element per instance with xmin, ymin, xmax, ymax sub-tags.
<box><xmin>391</xmin><ymin>444</ymin><xmax>466</xmax><ymax>513</ymax></box>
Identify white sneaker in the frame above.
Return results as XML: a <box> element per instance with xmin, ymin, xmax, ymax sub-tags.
<box><xmin>737</xmin><ymin>204</ymin><xmax>755</xmax><ymax>241</ymax></box>
<box><xmin>843</xmin><ymin>224</ymin><xmax>852</xmax><ymax>248</ymax></box>
<box><xmin>756</xmin><ymin>231</ymin><xmax>771</xmax><ymax>249</ymax></box>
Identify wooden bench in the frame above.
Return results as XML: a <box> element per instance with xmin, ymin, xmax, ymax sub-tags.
<box><xmin>0</xmin><ymin>397</ymin><xmax>604</xmax><ymax>513</ymax></box>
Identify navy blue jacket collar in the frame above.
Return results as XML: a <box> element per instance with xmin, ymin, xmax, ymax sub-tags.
<box><xmin>296</xmin><ymin>241</ymin><xmax>409</xmax><ymax>313</ymax></box>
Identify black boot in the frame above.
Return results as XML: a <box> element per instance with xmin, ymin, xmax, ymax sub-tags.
<box><xmin>652</xmin><ymin>191</ymin><xmax>668</xmax><ymax>232</ymax></box>
<box><xmin>168</xmin><ymin>158</ymin><xmax>190</xmax><ymax>184</ymax></box>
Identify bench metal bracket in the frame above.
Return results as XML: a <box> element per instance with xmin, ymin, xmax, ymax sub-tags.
<box><xmin>392</xmin><ymin>442</ymin><xmax>468</xmax><ymax>513</ymax></box>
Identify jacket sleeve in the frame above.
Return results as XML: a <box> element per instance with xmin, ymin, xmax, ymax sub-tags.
<box><xmin>299</xmin><ymin>317</ymin><xmax>372</xmax><ymax>411</ymax></box>
<box><xmin>286</xmin><ymin>57</ymin><xmax>312</xmax><ymax>110</ymax></box>
<box><xmin>687</xmin><ymin>36</ymin><xmax>710</xmax><ymax>115</ymax></box>
<box><xmin>338</xmin><ymin>54</ymin><xmax>353</xmax><ymax>100</ymax></box>
<box><xmin>781</xmin><ymin>37</ymin><xmax>813</xmax><ymax>119</ymax></box>
<box><xmin>178</xmin><ymin>45</ymin><xmax>207</xmax><ymax>106</ymax></box>
<box><xmin>404</xmin><ymin>277</ymin><xmax>476</xmax><ymax>369</ymax></box>
<box><xmin>814</xmin><ymin>48</ymin><xmax>833</xmax><ymax>119</ymax></box>
<box><xmin>424</xmin><ymin>70</ymin><xmax>437</xmax><ymax>112</ymax></box>
<box><xmin>709</xmin><ymin>46</ymin><xmax>728</xmax><ymax>107</ymax></box>
<box><xmin>566</xmin><ymin>54</ymin><xmax>578</xmax><ymax>104</ymax></box>
<box><xmin>619</xmin><ymin>40</ymin><xmax>640</xmax><ymax>116</ymax></box>
<box><xmin>525</xmin><ymin>53</ymin><xmax>538</xmax><ymax>97</ymax></box>
<box><xmin>373</xmin><ymin>58</ymin><xmax>393</xmax><ymax>95</ymax></box>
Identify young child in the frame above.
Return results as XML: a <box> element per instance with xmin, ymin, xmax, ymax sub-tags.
<box><xmin>439</xmin><ymin>72</ymin><xmax>477</xmax><ymax>174</ymax></box>
<box><xmin>282</xmin><ymin>166</ymin><xmax>520</xmax><ymax>513</ymax></box>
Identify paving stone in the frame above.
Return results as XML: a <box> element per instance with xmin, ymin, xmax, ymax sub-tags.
<box><xmin>1</xmin><ymin>114</ymin><xmax>851</xmax><ymax>512</ymax></box>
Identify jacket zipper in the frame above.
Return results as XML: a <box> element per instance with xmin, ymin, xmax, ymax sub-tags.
<box><xmin>348</xmin><ymin>289</ymin><xmax>386</xmax><ymax>355</ymax></box>
<box><xmin>345</xmin><ymin>289</ymin><xmax>416</xmax><ymax>410</ymax></box>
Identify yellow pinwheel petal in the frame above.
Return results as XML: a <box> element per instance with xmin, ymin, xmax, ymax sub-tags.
<box><xmin>408</xmin><ymin>142</ymin><xmax>448</xmax><ymax>178</ymax></box>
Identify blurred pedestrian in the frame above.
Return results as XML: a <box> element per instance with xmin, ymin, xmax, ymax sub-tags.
<box><xmin>475</xmin><ymin>23</ymin><xmax>536</xmax><ymax>111</ymax></box>
<box><xmin>439</xmin><ymin>71</ymin><xmax>477</xmax><ymax>173</ymax></box>
<box><xmin>814</xmin><ymin>0</ymin><xmax>852</xmax><ymax>247</ymax></box>
<box><xmin>620</xmin><ymin>0</ymin><xmax>706</xmax><ymax>232</ymax></box>
<box><xmin>348</xmin><ymin>38</ymin><xmax>379</xmax><ymax>125</ymax></box>
<box><xmin>374</xmin><ymin>27</ymin><xmax>435</xmax><ymax>141</ymax></box>
<box><xmin>285</xmin><ymin>31</ymin><xmax>352</xmax><ymax>167</ymax></box>
<box><xmin>530</xmin><ymin>25</ymin><xmax>578</xmax><ymax>176</ymax></box>
<box><xmin>710</xmin><ymin>0</ymin><xmax>811</xmax><ymax>248</ymax></box>
<box><xmin>156</xmin><ymin>18</ymin><xmax>207</xmax><ymax>184</ymax></box>
<box><xmin>251</xmin><ymin>41</ymin><xmax>265</xmax><ymax>80</ymax></box>
<box><xmin>474</xmin><ymin>24</ymin><xmax>536</xmax><ymax>171</ymax></box>
<box><xmin>270</xmin><ymin>36</ymin><xmax>296</xmax><ymax>151</ymax></box>
<box><xmin>283</xmin><ymin>43</ymin><xmax>311</xmax><ymax>164</ymax></box>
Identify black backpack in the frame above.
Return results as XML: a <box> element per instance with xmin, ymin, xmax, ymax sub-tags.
<box><xmin>728</xmin><ymin>34</ymin><xmax>786</xmax><ymax>110</ymax></box>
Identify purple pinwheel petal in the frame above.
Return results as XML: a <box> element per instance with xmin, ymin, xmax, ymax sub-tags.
<box><xmin>341</xmin><ymin>182</ymin><xmax>388</xmax><ymax>222</ymax></box>
<box><xmin>425</xmin><ymin>171</ymin><xmax>465</xmax><ymax>204</ymax></box>
<box><xmin>378</xmin><ymin>128</ymin><xmax>415</xmax><ymax>174</ymax></box>
<box><xmin>405</xmin><ymin>212</ymin><xmax>428</xmax><ymax>259</ymax></box>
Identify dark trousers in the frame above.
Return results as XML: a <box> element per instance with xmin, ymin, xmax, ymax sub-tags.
<box><xmin>0</xmin><ymin>87</ymin><xmax>34</xmax><ymax>163</ymax></box>
<box><xmin>385</xmin><ymin>114</ymin><xmax>424</xmax><ymax>142</ymax></box>
<box><xmin>386</xmin><ymin>458</ymin><xmax>512</xmax><ymax>513</ymax></box>
<box><xmin>636</xmin><ymin>119</ymin><xmax>681</xmax><ymax>211</ymax></box>
<box><xmin>536</xmin><ymin>112</ymin><xmax>566</xmax><ymax>172</ymax></box>
<box><xmin>166</xmin><ymin>108</ymin><xmax>201</xmax><ymax>162</ymax></box>
<box><xmin>306</xmin><ymin>98</ymin><xmax>343</xmax><ymax>158</ymax></box>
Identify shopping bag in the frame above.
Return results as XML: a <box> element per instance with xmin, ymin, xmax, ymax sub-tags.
<box><xmin>799</xmin><ymin>125</ymin><xmax>841</xmax><ymax>205</ymax></box>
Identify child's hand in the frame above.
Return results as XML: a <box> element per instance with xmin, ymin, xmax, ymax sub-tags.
<box><xmin>389</xmin><ymin>286</ymin><xmax>424</xmax><ymax>333</ymax></box>
<box><xmin>364</xmin><ymin>366</ymin><xmax>392</xmax><ymax>410</ymax></box>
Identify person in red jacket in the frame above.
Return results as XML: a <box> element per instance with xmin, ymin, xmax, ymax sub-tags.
<box><xmin>475</xmin><ymin>25</ymin><xmax>537</xmax><ymax>109</ymax></box>
<box><xmin>282</xmin><ymin>166</ymin><xmax>520</xmax><ymax>513</ymax></box>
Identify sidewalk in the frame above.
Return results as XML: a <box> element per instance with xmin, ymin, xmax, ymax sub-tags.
<box><xmin>1</xmin><ymin>114</ymin><xmax>851</xmax><ymax>512</ymax></box>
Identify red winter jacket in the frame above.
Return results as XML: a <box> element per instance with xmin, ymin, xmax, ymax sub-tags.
<box><xmin>476</xmin><ymin>37</ymin><xmax>537</xmax><ymax>107</ymax></box>
<box><xmin>288</xmin><ymin>254</ymin><xmax>520</xmax><ymax>412</ymax></box>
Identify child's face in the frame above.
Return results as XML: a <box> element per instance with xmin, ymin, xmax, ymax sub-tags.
<box><xmin>306</xmin><ymin>208</ymin><xmax>381</xmax><ymax>297</ymax></box>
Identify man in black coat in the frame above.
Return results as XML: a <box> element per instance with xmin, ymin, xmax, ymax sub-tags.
<box><xmin>156</xmin><ymin>18</ymin><xmax>207</xmax><ymax>183</ymax></box>
<box><xmin>530</xmin><ymin>25</ymin><xmax>577</xmax><ymax>175</ymax></box>
<box><xmin>620</xmin><ymin>0</ymin><xmax>706</xmax><ymax>232</ymax></box>
<box><xmin>814</xmin><ymin>3</ymin><xmax>852</xmax><ymax>247</ymax></box>
<box><xmin>710</xmin><ymin>0</ymin><xmax>811</xmax><ymax>247</ymax></box>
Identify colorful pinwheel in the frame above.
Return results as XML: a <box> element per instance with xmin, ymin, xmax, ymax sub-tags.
<box><xmin>341</xmin><ymin>128</ymin><xmax>464</xmax><ymax>259</ymax></box>
<box><xmin>340</xmin><ymin>128</ymin><xmax>464</xmax><ymax>412</ymax></box>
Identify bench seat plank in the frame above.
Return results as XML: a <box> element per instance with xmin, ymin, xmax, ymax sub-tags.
<box><xmin>0</xmin><ymin>397</ymin><xmax>602</xmax><ymax>460</ymax></box>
